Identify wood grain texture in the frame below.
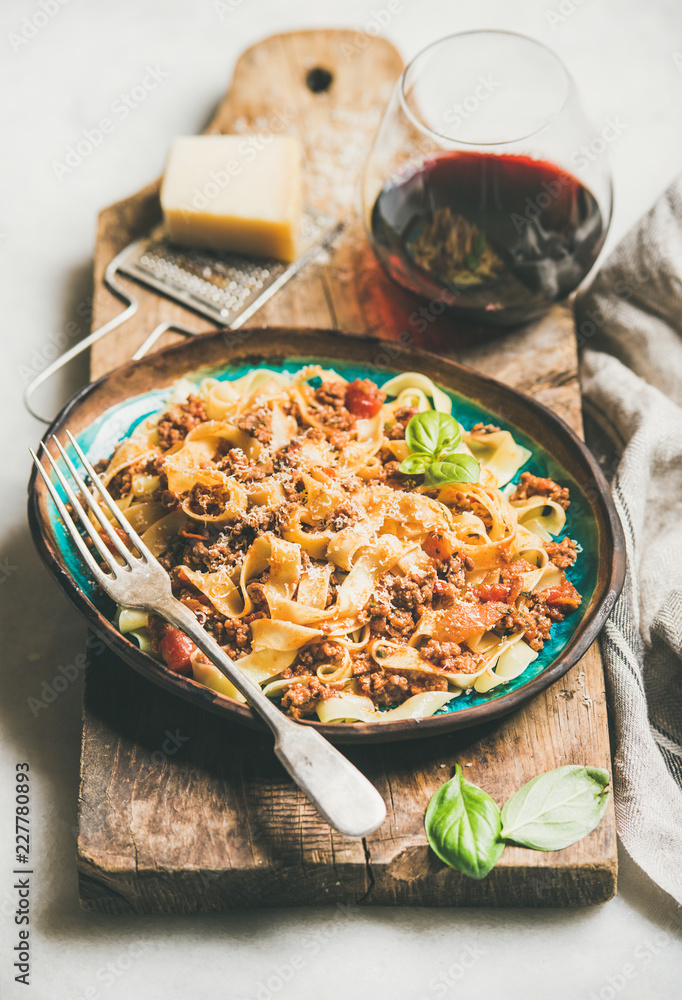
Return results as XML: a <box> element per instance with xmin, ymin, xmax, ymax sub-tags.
<box><xmin>80</xmin><ymin>29</ymin><xmax>616</xmax><ymax>911</ymax></box>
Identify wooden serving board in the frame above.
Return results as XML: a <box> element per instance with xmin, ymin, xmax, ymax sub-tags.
<box><xmin>78</xmin><ymin>30</ymin><xmax>616</xmax><ymax>911</ymax></box>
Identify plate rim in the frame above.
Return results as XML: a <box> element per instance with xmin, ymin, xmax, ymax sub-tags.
<box><xmin>27</xmin><ymin>326</ymin><xmax>626</xmax><ymax>745</ymax></box>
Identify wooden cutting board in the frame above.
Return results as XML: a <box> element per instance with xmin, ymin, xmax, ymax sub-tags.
<box><xmin>78</xmin><ymin>29</ymin><xmax>616</xmax><ymax>911</ymax></box>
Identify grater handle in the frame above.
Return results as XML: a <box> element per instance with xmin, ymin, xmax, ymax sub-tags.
<box><xmin>131</xmin><ymin>321</ymin><xmax>204</xmax><ymax>361</ymax></box>
<box><xmin>25</xmin><ymin>219</ymin><xmax>344</xmax><ymax>423</ymax></box>
<box><xmin>23</xmin><ymin>244</ymin><xmax>142</xmax><ymax>423</ymax></box>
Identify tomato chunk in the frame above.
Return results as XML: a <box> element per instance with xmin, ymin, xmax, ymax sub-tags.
<box><xmin>344</xmin><ymin>378</ymin><xmax>385</xmax><ymax>418</ymax></box>
<box><xmin>101</xmin><ymin>527</ymin><xmax>133</xmax><ymax>554</ymax></box>
<box><xmin>476</xmin><ymin>583</ymin><xmax>511</xmax><ymax>603</ymax></box>
<box><xmin>159</xmin><ymin>628</ymin><xmax>197</xmax><ymax>675</ymax></box>
<box><xmin>429</xmin><ymin>601</ymin><xmax>509</xmax><ymax>643</ymax></box>
<box><xmin>423</xmin><ymin>531</ymin><xmax>456</xmax><ymax>562</ymax></box>
<box><xmin>543</xmin><ymin>580</ymin><xmax>581</xmax><ymax>613</ymax></box>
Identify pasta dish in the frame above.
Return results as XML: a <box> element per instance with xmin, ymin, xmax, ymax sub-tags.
<box><xmin>97</xmin><ymin>366</ymin><xmax>582</xmax><ymax>724</ymax></box>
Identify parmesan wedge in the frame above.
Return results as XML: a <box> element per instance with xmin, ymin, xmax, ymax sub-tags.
<box><xmin>160</xmin><ymin>134</ymin><xmax>303</xmax><ymax>262</ymax></box>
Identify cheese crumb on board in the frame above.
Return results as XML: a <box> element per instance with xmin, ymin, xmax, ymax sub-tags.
<box><xmin>160</xmin><ymin>134</ymin><xmax>303</xmax><ymax>263</ymax></box>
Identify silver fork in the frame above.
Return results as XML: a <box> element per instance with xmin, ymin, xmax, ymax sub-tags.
<box><xmin>31</xmin><ymin>432</ymin><xmax>386</xmax><ymax>839</ymax></box>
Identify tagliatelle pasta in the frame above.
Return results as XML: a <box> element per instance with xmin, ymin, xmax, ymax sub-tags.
<box><xmin>100</xmin><ymin>366</ymin><xmax>583</xmax><ymax>724</ymax></box>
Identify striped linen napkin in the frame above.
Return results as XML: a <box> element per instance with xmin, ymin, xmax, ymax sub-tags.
<box><xmin>575</xmin><ymin>177</ymin><xmax>682</xmax><ymax>905</ymax></box>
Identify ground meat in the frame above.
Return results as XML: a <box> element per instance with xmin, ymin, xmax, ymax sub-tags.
<box><xmin>228</xmin><ymin>507</ymin><xmax>279</xmax><ymax>547</ymax></box>
<box><xmin>280</xmin><ymin>678</ymin><xmax>327</xmax><ymax>719</ymax></box>
<box><xmin>156</xmin><ymin>396</ymin><xmax>207</xmax><ymax>450</ymax></box>
<box><xmin>510</xmin><ymin>472</ymin><xmax>570</xmax><ymax>511</ymax></box>
<box><xmin>355</xmin><ymin>669</ymin><xmax>448</xmax><ymax>707</ymax></box>
<box><xmin>313</xmin><ymin>381</ymin><xmax>356</xmax><ymax>435</ymax></box>
<box><xmin>174</xmin><ymin>526</ymin><xmax>239</xmax><ymax>573</ymax></box>
<box><xmin>168</xmin><ymin>576</ymin><xmax>262</xmax><ymax>655</ymax></box>
<box><xmin>324</xmin><ymin>503</ymin><xmax>359</xmax><ymax>531</ymax></box>
<box><xmin>387</xmin><ymin>567</ymin><xmax>436</xmax><ymax>611</ymax></box>
<box><xmin>432</xmin><ymin>579</ymin><xmax>460</xmax><ymax>605</ymax></box>
<box><xmin>437</xmin><ymin>554</ymin><xmax>473</xmax><ymax>590</ymax></box>
<box><xmin>494</xmin><ymin>607</ymin><xmax>532</xmax><ymax>639</ymax></box>
<box><xmin>181</xmin><ymin>539</ymin><xmax>217</xmax><ymax>572</ymax></box>
<box><xmin>236</xmin><ymin>407</ymin><xmax>272</xmax><ymax>444</ymax></box>
<box><xmin>325</xmin><ymin>574</ymin><xmax>340</xmax><ymax>608</ymax></box>
<box><xmin>273</xmin><ymin>501</ymin><xmax>298</xmax><ymax>533</ymax></box>
<box><xmin>382</xmin><ymin>460</ymin><xmax>402</xmax><ymax>477</ymax></box>
<box><xmin>157</xmin><ymin>550</ymin><xmax>175</xmax><ymax>572</ymax></box>
<box><xmin>283</xmin><ymin>398</ymin><xmax>302</xmax><ymax>419</ymax></box>
<box><xmin>369</xmin><ymin>605</ymin><xmax>416</xmax><ymax>641</ymax></box>
<box><xmin>420</xmin><ymin>640</ymin><xmax>484</xmax><ymax>674</ymax></box>
<box><xmin>326</xmin><ymin>428</ymin><xmax>352</xmax><ymax>450</ymax></box>
<box><xmin>351</xmin><ymin>652</ymin><xmax>373</xmax><ymax>676</ymax></box>
<box><xmin>133</xmin><ymin>456</ymin><xmax>165</xmax><ymax>477</ymax></box>
<box><xmin>174</xmin><ymin>592</ymin><xmax>215</xmax><ymax>628</ymax></box>
<box><xmin>448</xmin><ymin>491</ymin><xmax>494</xmax><ymax>529</ymax></box>
<box><xmin>279</xmin><ymin>475</ymin><xmax>302</xmax><ymax>501</ymax></box>
<box><xmin>164</xmin><ymin>576</ymin><xmax>247</xmax><ymax>647</ymax></box>
<box><xmin>296</xmin><ymin>641</ymin><xmax>345</xmax><ymax>669</ymax></box>
<box><xmin>368</xmin><ymin>567</ymin><xmax>436</xmax><ymax>641</ymax></box>
<box><xmin>368</xmin><ymin>581</ymin><xmax>412</xmax><ymax>638</ymax></box>
<box><xmin>147</xmin><ymin>614</ymin><xmax>168</xmax><ymax>654</ymax></box>
<box><xmin>107</xmin><ymin>469</ymin><xmax>132</xmax><ymax>500</ymax></box>
<box><xmin>303</xmin><ymin>427</ymin><xmax>325</xmax><ymax>443</ymax></box>
<box><xmin>273</xmin><ymin>428</ymin><xmax>324</xmax><ymax>471</ymax></box>
<box><xmin>356</xmin><ymin>670</ymin><xmax>410</xmax><ymax>705</ymax></box>
<box><xmin>245</xmin><ymin>580</ymin><xmax>269</xmax><ymax>611</ymax></box>
<box><xmin>545</xmin><ymin>537</ymin><xmax>578</xmax><ymax>569</ymax></box>
<box><xmin>386</xmin><ymin>406</ymin><xmax>418</xmax><ymax>440</ymax></box>
<box><xmin>184</xmin><ymin>483</ymin><xmax>235</xmax><ymax>519</ymax></box>
<box><xmin>382</xmin><ymin>460</ymin><xmax>419</xmax><ymax>492</ymax></box>
<box><xmin>470</xmin><ymin>422</ymin><xmax>501</xmax><ymax>435</ymax></box>
<box><xmin>158</xmin><ymin>489</ymin><xmax>181</xmax><ymax>510</ymax></box>
<box><xmin>525</xmin><ymin>594</ymin><xmax>565</xmax><ymax>647</ymax></box>
<box><xmin>211</xmin><ymin>613</ymin><xmax>263</xmax><ymax>659</ymax></box>
<box><xmin>102</xmin><ymin>453</ymin><xmax>165</xmax><ymax>499</ymax></box>
<box><xmin>495</xmin><ymin>594</ymin><xmax>564</xmax><ymax>651</ymax></box>
<box><xmin>216</xmin><ymin>447</ymin><xmax>266</xmax><ymax>481</ymax></box>
<box><xmin>360</xmin><ymin>448</ymin><xmax>398</xmax><ymax>484</ymax></box>
<box><xmin>175</xmin><ymin>506</ymin><xmax>279</xmax><ymax>568</ymax></box>
<box><xmin>315</xmin><ymin>381</ymin><xmax>347</xmax><ymax>407</ymax></box>
<box><xmin>316</xmin><ymin>405</ymin><xmax>355</xmax><ymax>433</ymax></box>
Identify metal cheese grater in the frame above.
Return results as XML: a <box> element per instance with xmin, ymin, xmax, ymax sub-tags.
<box><xmin>25</xmin><ymin>210</ymin><xmax>342</xmax><ymax>422</ymax></box>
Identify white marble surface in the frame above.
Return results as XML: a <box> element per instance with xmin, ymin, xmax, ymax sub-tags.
<box><xmin>1</xmin><ymin>1</ymin><xmax>681</xmax><ymax>997</ymax></box>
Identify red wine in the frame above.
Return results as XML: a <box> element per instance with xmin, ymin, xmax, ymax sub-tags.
<box><xmin>370</xmin><ymin>152</ymin><xmax>605</xmax><ymax>326</ymax></box>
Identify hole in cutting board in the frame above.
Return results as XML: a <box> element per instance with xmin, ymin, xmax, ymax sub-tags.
<box><xmin>306</xmin><ymin>67</ymin><xmax>333</xmax><ymax>93</ymax></box>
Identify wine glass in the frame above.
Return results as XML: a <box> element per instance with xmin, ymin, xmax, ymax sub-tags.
<box><xmin>363</xmin><ymin>31</ymin><xmax>612</xmax><ymax>327</ymax></box>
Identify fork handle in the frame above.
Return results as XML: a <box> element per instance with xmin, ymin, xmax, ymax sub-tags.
<box><xmin>160</xmin><ymin>601</ymin><xmax>386</xmax><ymax>839</ymax></box>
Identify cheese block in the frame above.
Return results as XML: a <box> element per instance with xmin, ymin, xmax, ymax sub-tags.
<box><xmin>160</xmin><ymin>134</ymin><xmax>303</xmax><ymax>263</ymax></box>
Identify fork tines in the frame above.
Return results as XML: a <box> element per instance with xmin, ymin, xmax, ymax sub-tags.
<box><xmin>30</xmin><ymin>432</ymin><xmax>153</xmax><ymax>586</ymax></box>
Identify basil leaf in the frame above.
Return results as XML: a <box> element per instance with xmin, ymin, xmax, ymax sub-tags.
<box><xmin>423</xmin><ymin>455</ymin><xmax>480</xmax><ymax>487</ymax></box>
<box><xmin>399</xmin><ymin>453</ymin><xmax>431</xmax><ymax>475</ymax></box>
<box><xmin>405</xmin><ymin>410</ymin><xmax>440</xmax><ymax>455</ymax></box>
<box><xmin>438</xmin><ymin>450</ymin><xmax>477</xmax><ymax>466</ymax></box>
<box><xmin>500</xmin><ymin>765</ymin><xmax>610</xmax><ymax>851</ymax></box>
<box><xmin>436</xmin><ymin>417</ymin><xmax>462</xmax><ymax>454</ymax></box>
<box><xmin>405</xmin><ymin>411</ymin><xmax>461</xmax><ymax>457</ymax></box>
<box><xmin>425</xmin><ymin>765</ymin><xmax>505</xmax><ymax>879</ymax></box>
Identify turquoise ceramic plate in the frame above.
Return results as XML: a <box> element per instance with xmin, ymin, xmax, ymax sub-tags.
<box><xmin>28</xmin><ymin>328</ymin><xmax>625</xmax><ymax>744</ymax></box>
